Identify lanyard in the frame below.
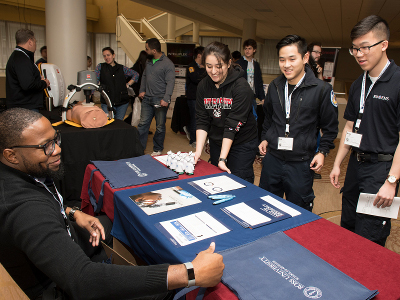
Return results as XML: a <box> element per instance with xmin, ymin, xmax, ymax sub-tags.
<box><xmin>284</xmin><ymin>73</ymin><xmax>306</xmax><ymax>137</ymax></box>
<box><xmin>32</xmin><ymin>177</ymin><xmax>72</xmax><ymax>237</ymax></box>
<box><xmin>14</xmin><ymin>48</ymin><xmax>39</xmax><ymax>70</ymax></box>
<box><xmin>355</xmin><ymin>60</ymin><xmax>390</xmax><ymax>132</ymax></box>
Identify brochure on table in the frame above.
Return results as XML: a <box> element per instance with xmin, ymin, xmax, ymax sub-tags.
<box><xmin>129</xmin><ymin>186</ymin><xmax>201</xmax><ymax>216</ymax></box>
<box><xmin>222</xmin><ymin>196</ymin><xmax>300</xmax><ymax>229</ymax></box>
<box><xmin>356</xmin><ymin>192</ymin><xmax>400</xmax><ymax>219</ymax></box>
<box><xmin>188</xmin><ymin>175</ymin><xmax>246</xmax><ymax>195</ymax></box>
<box><xmin>156</xmin><ymin>211</ymin><xmax>230</xmax><ymax>247</ymax></box>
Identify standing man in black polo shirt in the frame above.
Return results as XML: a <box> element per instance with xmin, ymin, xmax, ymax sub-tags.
<box><xmin>258</xmin><ymin>35</ymin><xmax>338</xmax><ymax>212</ymax></box>
<box><xmin>330</xmin><ymin>15</ymin><xmax>400</xmax><ymax>246</ymax></box>
<box><xmin>186</xmin><ymin>46</ymin><xmax>206</xmax><ymax>148</ymax></box>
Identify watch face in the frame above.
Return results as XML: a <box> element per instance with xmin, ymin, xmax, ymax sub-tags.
<box><xmin>388</xmin><ymin>175</ymin><xmax>397</xmax><ymax>183</ymax></box>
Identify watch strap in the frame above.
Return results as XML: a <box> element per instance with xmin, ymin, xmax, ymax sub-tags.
<box><xmin>183</xmin><ymin>262</ymin><xmax>196</xmax><ymax>288</ymax></box>
<box><xmin>387</xmin><ymin>175</ymin><xmax>399</xmax><ymax>184</ymax></box>
<box><xmin>69</xmin><ymin>206</ymin><xmax>81</xmax><ymax>221</ymax></box>
<box><xmin>218</xmin><ymin>157</ymin><xmax>227</xmax><ymax>163</ymax></box>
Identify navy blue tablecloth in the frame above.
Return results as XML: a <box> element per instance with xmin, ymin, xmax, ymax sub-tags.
<box><xmin>111</xmin><ymin>173</ymin><xmax>321</xmax><ymax>265</ymax></box>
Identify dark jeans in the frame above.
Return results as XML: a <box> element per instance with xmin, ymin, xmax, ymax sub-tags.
<box><xmin>341</xmin><ymin>153</ymin><xmax>397</xmax><ymax>246</ymax></box>
<box><xmin>259</xmin><ymin>153</ymin><xmax>315</xmax><ymax>211</ymax></box>
<box><xmin>187</xmin><ymin>99</ymin><xmax>196</xmax><ymax>144</ymax></box>
<box><xmin>137</xmin><ymin>96</ymin><xmax>168</xmax><ymax>151</ymax></box>
<box><xmin>209</xmin><ymin>137</ymin><xmax>258</xmax><ymax>183</ymax></box>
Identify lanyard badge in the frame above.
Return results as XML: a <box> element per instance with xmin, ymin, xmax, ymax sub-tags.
<box><xmin>278</xmin><ymin>73</ymin><xmax>306</xmax><ymax>151</ymax></box>
<box><xmin>345</xmin><ymin>60</ymin><xmax>390</xmax><ymax>148</ymax></box>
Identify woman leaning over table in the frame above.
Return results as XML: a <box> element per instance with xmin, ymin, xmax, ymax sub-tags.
<box><xmin>194</xmin><ymin>41</ymin><xmax>258</xmax><ymax>183</ymax></box>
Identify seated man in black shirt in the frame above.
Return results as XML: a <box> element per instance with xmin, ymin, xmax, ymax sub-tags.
<box><xmin>0</xmin><ymin>108</ymin><xmax>224</xmax><ymax>299</ymax></box>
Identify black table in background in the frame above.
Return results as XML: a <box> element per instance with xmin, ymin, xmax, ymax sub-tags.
<box><xmin>53</xmin><ymin>119</ymin><xmax>144</xmax><ymax>207</ymax></box>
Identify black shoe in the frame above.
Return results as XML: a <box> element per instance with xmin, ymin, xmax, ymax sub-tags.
<box><xmin>314</xmin><ymin>173</ymin><xmax>322</xmax><ymax>179</ymax></box>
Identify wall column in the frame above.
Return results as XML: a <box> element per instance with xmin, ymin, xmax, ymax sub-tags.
<box><xmin>167</xmin><ymin>13</ymin><xmax>176</xmax><ymax>42</ymax></box>
<box><xmin>192</xmin><ymin>22</ymin><xmax>200</xmax><ymax>44</ymax></box>
<box><xmin>242</xmin><ymin>19</ymin><xmax>257</xmax><ymax>42</ymax></box>
<box><xmin>46</xmin><ymin>0</ymin><xmax>86</xmax><ymax>100</ymax></box>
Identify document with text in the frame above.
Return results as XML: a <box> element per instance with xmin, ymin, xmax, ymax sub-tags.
<box><xmin>157</xmin><ymin>211</ymin><xmax>230</xmax><ymax>247</ymax></box>
<box><xmin>356</xmin><ymin>193</ymin><xmax>400</xmax><ymax>219</ymax></box>
<box><xmin>222</xmin><ymin>195</ymin><xmax>299</xmax><ymax>229</ymax></box>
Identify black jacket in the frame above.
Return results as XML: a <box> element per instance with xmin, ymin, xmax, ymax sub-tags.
<box><xmin>261</xmin><ymin>65</ymin><xmax>338</xmax><ymax>161</ymax></box>
<box><xmin>6</xmin><ymin>46</ymin><xmax>47</xmax><ymax>109</ymax></box>
<box><xmin>196</xmin><ymin>65</ymin><xmax>257</xmax><ymax>146</ymax></box>
<box><xmin>100</xmin><ymin>62</ymin><xmax>130</xmax><ymax>106</ymax></box>
<box><xmin>0</xmin><ymin>161</ymin><xmax>169</xmax><ymax>299</ymax></box>
<box><xmin>236</xmin><ymin>56</ymin><xmax>265</xmax><ymax>101</ymax></box>
<box><xmin>186</xmin><ymin>60</ymin><xmax>206</xmax><ymax>100</ymax></box>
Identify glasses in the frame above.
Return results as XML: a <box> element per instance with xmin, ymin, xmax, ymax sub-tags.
<box><xmin>10</xmin><ymin>131</ymin><xmax>61</xmax><ymax>156</ymax></box>
<box><xmin>312</xmin><ymin>50</ymin><xmax>321</xmax><ymax>55</ymax></box>
<box><xmin>349</xmin><ymin>40</ymin><xmax>385</xmax><ymax>56</ymax></box>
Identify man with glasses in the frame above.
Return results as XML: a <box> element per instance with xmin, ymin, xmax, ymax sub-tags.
<box><xmin>330</xmin><ymin>15</ymin><xmax>400</xmax><ymax>246</ymax></box>
<box><xmin>0</xmin><ymin>108</ymin><xmax>224</xmax><ymax>299</ymax></box>
<box><xmin>6</xmin><ymin>29</ymin><xmax>50</xmax><ymax>112</ymax></box>
<box><xmin>307</xmin><ymin>42</ymin><xmax>323</xmax><ymax>80</ymax></box>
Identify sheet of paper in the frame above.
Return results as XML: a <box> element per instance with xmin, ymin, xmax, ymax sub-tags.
<box><xmin>356</xmin><ymin>193</ymin><xmax>400</xmax><ymax>219</ymax></box>
<box><xmin>260</xmin><ymin>195</ymin><xmax>301</xmax><ymax>217</ymax></box>
<box><xmin>224</xmin><ymin>202</ymin><xmax>271</xmax><ymax>226</ymax></box>
<box><xmin>159</xmin><ymin>211</ymin><xmax>230</xmax><ymax>246</ymax></box>
<box><xmin>130</xmin><ymin>186</ymin><xmax>201</xmax><ymax>215</ymax></box>
<box><xmin>153</xmin><ymin>155</ymin><xmax>168</xmax><ymax>165</ymax></box>
<box><xmin>188</xmin><ymin>175</ymin><xmax>246</xmax><ymax>195</ymax></box>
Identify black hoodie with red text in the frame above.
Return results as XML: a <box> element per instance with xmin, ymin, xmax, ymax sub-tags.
<box><xmin>195</xmin><ymin>65</ymin><xmax>257</xmax><ymax>146</ymax></box>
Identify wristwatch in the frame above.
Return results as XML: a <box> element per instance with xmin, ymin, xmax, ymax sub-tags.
<box><xmin>218</xmin><ymin>158</ymin><xmax>228</xmax><ymax>163</ymax></box>
<box><xmin>69</xmin><ymin>206</ymin><xmax>82</xmax><ymax>221</ymax></box>
<box><xmin>183</xmin><ymin>262</ymin><xmax>196</xmax><ymax>287</ymax></box>
<box><xmin>317</xmin><ymin>150</ymin><xmax>328</xmax><ymax>157</ymax></box>
<box><xmin>387</xmin><ymin>175</ymin><xmax>399</xmax><ymax>184</ymax></box>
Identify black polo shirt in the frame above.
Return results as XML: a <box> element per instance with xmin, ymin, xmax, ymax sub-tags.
<box><xmin>344</xmin><ymin>59</ymin><xmax>400</xmax><ymax>154</ymax></box>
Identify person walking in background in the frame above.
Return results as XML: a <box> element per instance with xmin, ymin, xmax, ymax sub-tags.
<box><xmin>186</xmin><ymin>46</ymin><xmax>206</xmax><ymax>148</ymax></box>
<box><xmin>95</xmin><ymin>47</ymin><xmax>139</xmax><ymax>120</ymax></box>
<box><xmin>137</xmin><ymin>38</ymin><xmax>175</xmax><ymax>156</ymax></box>
<box><xmin>35</xmin><ymin>45</ymin><xmax>47</xmax><ymax>65</ymax></box>
<box><xmin>237</xmin><ymin>39</ymin><xmax>265</xmax><ymax>120</ymax></box>
<box><xmin>131</xmin><ymin>50</ymin><xmax>148</xmax><ymax>97</ymax></box>
<box><xmin>195</xmin><ymin>42</ymin><xmax>258</xmax><ymax>183</ymax></box>
<box><xmin>87</xmin><ymin>56</ymin><xmax>92</xmax><ymax>70</ymax></box>
<box><xmin>307</xmin><ymin>42</ymin><xmax>323</xmax><ymax>80</ymax></box>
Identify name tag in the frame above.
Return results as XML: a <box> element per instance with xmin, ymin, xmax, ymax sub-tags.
<box><xmin>344</xmin><ymin>132</ymin><xmax>362</xmax><ymax>148</ymax></box>
<box><xmin>278</xmin><ymin>137</ymin><xmax>293</xmax><ymax>151</ymax></box>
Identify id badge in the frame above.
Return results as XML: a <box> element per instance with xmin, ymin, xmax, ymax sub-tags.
<box><xmin>278</xmin><ymin>137</ymin><xmax>293</xmax><ymax>151</ymax></box>
<box><xmin>344</xmin><ymin>132</ymin><xmax>362</xmax><ymax>148</ymax></box>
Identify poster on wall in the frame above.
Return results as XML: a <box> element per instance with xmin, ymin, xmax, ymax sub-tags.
<box><xmin>320</xmin><ymin>47</ymin><xmax>340</xmax><ymax>88</ymax></box>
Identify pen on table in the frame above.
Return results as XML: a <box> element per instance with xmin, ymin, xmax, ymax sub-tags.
<box><xmin>213</xmin><ymin>197</ymin><xmax>236</xmax><ymax>205</ymax></box>
<box><xmin>208</xmin><ymin>194</ymin><xmax>235</xmax><ymax>200</ymax></box>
